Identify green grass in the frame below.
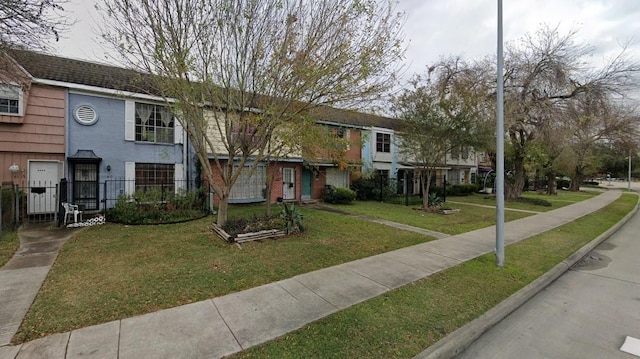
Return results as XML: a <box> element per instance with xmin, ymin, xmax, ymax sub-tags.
<box><xmin>230</xmin><ymin>193</ymin><xmax>638</xmax><ymax>358</ymax></box>
<box><xmin>14</xmin><ymin>207</ymin><xmax>431</xmax><ymax>343</ymax></box>
<box><xmin>0</xmin><ymin>230</ymin><xmax>19</xmax><ymax>267</ymax></box>
<box><xmin>446</xmin><ymin>190</ymin><xmax>598</xmax><ymax>212</ymax></box>
<box><xmin>322</xmin><ymin>201</ymin><xmax>533</xmax><ymax>235</ymax></box>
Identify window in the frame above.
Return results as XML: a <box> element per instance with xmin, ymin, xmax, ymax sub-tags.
<box><xmin>135</xmin><ymin>163</ymin><xmax>175</xmax><ymax>192</ymax></box>
<box><xmin>135</xmin><ymin>103</ymin><xmax>174</xmax><ymax>143</ymax></box>
<box><xmin>229</xmin><ymin>165</ymin><xmax>266</xmax><ymax>202</ymax></box>
<box><xmin>376</xmin><ymin>133</ymin><xmax>391</xmax><ymax>153</ymax></box>
<box><xmin>0</xmin><ymin>84</ymin><xmax>23</xmax><ymax>115</ymax></box>
<box><xmin>461</xmin><ymin>146</ymin><xmax>469</xmax><ymax>160</ymax></box>
<box><xmin>326</xmin><ymin>168</ymin><xmax>349</xmax><ymax>188</ymax></box>
<box><xmin>450</xmin><ymin>146</ymin><xmax>460</xmax><ymax>160</ymax></box>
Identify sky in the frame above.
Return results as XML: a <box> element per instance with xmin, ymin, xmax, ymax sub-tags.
<box><xmin>53</xmin><ymin>0</ymin><xmax>640</xmax><ymax>87</ymax></box>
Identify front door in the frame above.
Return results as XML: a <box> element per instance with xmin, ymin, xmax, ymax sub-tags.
<box><xmin>301</xmin><ymin>169</ymin><xmax>312</xmax><ymax>200</ymax></box>
<box><xmin>282</xmin><ymin>167</ymin><xmax>295</xmax><ymax>200</ymax></box>
<box><xmin>27</xmin><ymin>160</ymin><xmax>62</xmax><ymax>214</ymax></box>
<box><xmin>73</xmin><ymin>163</ymin><xmax>99</xmax><ymax>210</ymax></box>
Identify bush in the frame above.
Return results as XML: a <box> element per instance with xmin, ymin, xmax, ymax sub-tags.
<box><xmin>429</xmin><ymin>183</ymin><xmax>480</xmax><ymax>197</ymax></box>
<box><xmin>322</xmin><ymin>185</ymin><xmax>356</xmax><ymax>204</ymax></box>
<box><xmin>448</xmin><ymin>184</ymin><xmax>479</xmax><ymax>196</ymax></box>
<box><xmin>513</xmin><ymin>197</ymin><xmax>552</xmax><ymax>207</ymax></box>
<box><xmin>351</xmin><ymin>176</ymin><xmax>396</xmax><ymax>201</ymax></box>
<box><xmin>106</xmin><ymin>188</ymin><xmax>207</xmax><ymax>224</ymax></box>
<box><xmin>222</xmin><ymin>214</ymin><xmax>285</xmax><ymax>237</ymax></box>
<box><xmin>281</xmin><ymin>203</ymin><xmax>304</xmax><ymax>234</ymax></box>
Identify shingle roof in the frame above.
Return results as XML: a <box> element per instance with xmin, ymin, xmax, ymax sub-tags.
<box><xmin>308</xmin><ymin>106</ymin><xmax>402</xmax><ymax>130</ymax></box>
<box><xmin>7</xmin><ymin>49</ymin><xmax>401</xmax><ymax>130</ymax></box>
<box><xmin>7</xmin><ymin>49</ymin><xmax>159</xmax><ymax>95</ymax></box>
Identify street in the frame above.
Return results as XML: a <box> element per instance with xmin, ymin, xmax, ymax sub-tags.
<box><xmin>456</xmin><ymin>193</ymin><xmax>640</xmax><ymax>359</ymax></box>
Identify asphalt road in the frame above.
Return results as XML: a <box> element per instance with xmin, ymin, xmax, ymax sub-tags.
<box><xmin>456</xmin><ymin>194</ymin><xmax>640</xmax><ymax>359</ymax></box>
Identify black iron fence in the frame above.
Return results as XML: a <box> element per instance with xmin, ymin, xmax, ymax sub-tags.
<box><xmin>0</xmin><ymin>179</ymin><xmax>210</xmax><ymax>232</ymax></box>
<box><xmin>0</xmin><ymin>181</ymin><xmax>60</xmax><ymax>234</ymax></box>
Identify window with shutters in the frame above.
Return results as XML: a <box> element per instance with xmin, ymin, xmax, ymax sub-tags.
<box><xmin>135</xmin><ymin>103</ymin><xmax>174</xmax><ymax>143</ymax></box>
<box><xmin>376</xmin><ymin>133</ymin><xmax>391</xmax><ymax>153</ymax></box>
<box><xmin>135</xmin><ymin>163</ymin><xmax>175</xmax><ymax>192</ymax></box>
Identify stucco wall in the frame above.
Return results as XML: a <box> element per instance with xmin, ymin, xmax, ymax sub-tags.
<box><xmin>67</xmin><ymin>93</ymin><xmax>186</xmax><ymax>182</ymax></box>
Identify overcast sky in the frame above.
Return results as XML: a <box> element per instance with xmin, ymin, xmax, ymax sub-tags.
<box><xmin>54</xmin><ymin>0</ymin><xmax>640</xmax><ymax>86</ymax></box>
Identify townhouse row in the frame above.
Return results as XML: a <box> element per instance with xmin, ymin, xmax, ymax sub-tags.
<box><xmin>0</xmin><ymin>50</ymin><xmax>480</xmax><ymax>216</ymax></box>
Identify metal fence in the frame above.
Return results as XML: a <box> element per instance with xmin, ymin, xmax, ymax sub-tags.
<box><xmin>100</xmin><ymin>179</ymin><xmax>210</xmax><ymax>213</ymax></box>
<box><xmin>0</xmin><ymin>181</ymin><xmax>60</xmax><ymax>234</ymax></box>
<box><xmin>0</xmin><ymin>179</ymin><xmax>209</xmax><ymax>233</ymax></box>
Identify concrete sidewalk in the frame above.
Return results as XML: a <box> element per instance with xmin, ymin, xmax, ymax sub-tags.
<box><xmin>0</xmin><ymin>190</ymin><xmax>622</xmax><ymax>359</ymax></box>
<box><xmin>0</xmin><ymin>224</ymin><xmax>81</xmax><ymax>347</ymax></box>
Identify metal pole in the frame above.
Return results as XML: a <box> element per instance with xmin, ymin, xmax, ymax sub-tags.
<box><xmin>443</xmin><ymin>175</ymin><xmax>446</xmax><ymax>202</ymax></box>
<box><xmin>495</xmin><ymin>0</ymin><xmax>505</xmax><ymax>267</ymax></box>
<box><xmin>629</xmin><ymin>153</ymin><xmax>632</xmax><ymax>191</ymax></box>
<box><xmin>404</xmin><ymin>171</ymin><xmax>408</xmax><ymax>206</ymax></box>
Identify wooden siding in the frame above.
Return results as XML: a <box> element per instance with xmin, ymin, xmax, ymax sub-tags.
<box><xmin>0</xmin><ymin>85</ymin><xmax>66</xmax><ymax>185</ymax></box>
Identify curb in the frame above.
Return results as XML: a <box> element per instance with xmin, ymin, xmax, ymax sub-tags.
<box><xmin>414</xmin><ymin>193</ymin><xmax>640</xmax><ymax>359</ymax></box>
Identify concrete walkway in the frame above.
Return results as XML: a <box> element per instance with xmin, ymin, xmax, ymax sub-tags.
<box><xmin>0</xmin><ymin>224</ymin><xmax>81</xmax><ymax>347</ymax></box>
<box><xmin>0</xmin><ymin>190</ymin><xmax>622</xmax><ymax>359</ymax></box>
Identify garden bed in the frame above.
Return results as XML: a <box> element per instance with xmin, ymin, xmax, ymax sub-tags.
<box><xmin>212</xmin><ymin>224</ymin><xmax>286</xmax><ymax>243</ymax></box>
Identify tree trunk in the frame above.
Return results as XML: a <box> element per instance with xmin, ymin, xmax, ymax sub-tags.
<box><xmin>421</xmin><ymin>171</ymin><xmax>431</xmax><ymax>209</ymax></box>
<box><xmin>265</xmin><ymin>175</ymin><xmax>274</xmax><ymax>216</ymax></box>
<box><xmin>505</xmin><ymin>156</ymin><xmax>526</xmax><ymax>200</ymax></box>
<box><xmin>570</xmin><ymin>166</ymin><xmax>584</xmax><ymax>192</ymax></box>
<box><xmin>216</xmin><ymin>195</ymin><xmax>229</xmax><ymax>227</ymax></box>
<box><xmin>546</xmin><ymin>171</ymin><xmax>557</xmax><ymax>195</ymax></box>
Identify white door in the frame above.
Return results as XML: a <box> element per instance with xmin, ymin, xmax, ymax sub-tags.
<box><xmin>28</xmin><ymin>160</ymin><xmax>62</xmax><ymax>214</ymax></box>
<box><xmin>282</xmin><ymin>168</ymin><xmax>295</xmax><ymax>200</ymax></box>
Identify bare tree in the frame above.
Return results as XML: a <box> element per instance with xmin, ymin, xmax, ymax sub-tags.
<box><xmin>500</xmin><ymin>26</ymin><xmax>640</xmax><ymax>199</ymax></box>
<box><xmin>99</xmin><ymin>0</ymin><xmax>405</xmax><ymax>226</ymax></box>
<box><xmin>393</xmin><ymin>58</ymin><xmax>492</xmax><ymax>209</ymax></box>
<box><xmin>0</xmin><ymin>0</ymin><xmax>71</xmax><ymax>51</ymax></box>
<box><xmin>562</xmin><ymin>93</ymin><xmax>640</xmax><ymax>191</ymax></box>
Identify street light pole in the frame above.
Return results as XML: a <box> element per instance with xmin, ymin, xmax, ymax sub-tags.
<box><xmin>495</xmin><ymin>0</ymin><xmax>505</xmax><ymax>267</ymax></box>
<box><xmin>628</xmin><ymin>153</ymin><xmax>632</xmax><ymax>192</ymax></box>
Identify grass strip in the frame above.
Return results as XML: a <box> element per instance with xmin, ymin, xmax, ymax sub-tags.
<box><xmin>0</xmin><ymin>230</ymin><xmax>19</xmax><ymax>267</ymax></box>
<box><xmin>323</xmin><ymin>200</ymin><xmax>533</xmax><ymax>235</ymax></box>
<box><xmin>14</xmin><ymin>207</ymin><xmax>431</xmax><ymax>343</ymax></box>
<box><xmin>231</xmin><ymin>193</ymin><xmax>637</xmax><ymax>359</ymax></box>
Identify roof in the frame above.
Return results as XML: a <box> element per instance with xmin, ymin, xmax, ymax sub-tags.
<box><xmin>308</xmin><ymin>106</ymin><xmax>402</xmax><ymax>130</ymax></box>
<box><xmin>7</xmin><ymin>49</ymin><xmax>401</xmax><ymax>130</ymax></box>
<box><xmin>7</xmin><ymin>49</ymin><xmax>159</xmax><ymax>95</ymax></box>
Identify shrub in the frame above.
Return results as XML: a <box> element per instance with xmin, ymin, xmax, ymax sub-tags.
<box><xmin>281</xmin><ymin>203</ymin><xmax>304</xmax><ymax>234</ymax></box>
<box><xmin>106</xmin><ymin>189</ymin><xmax>207</xmax><ymax>225</ymax></box>
<box><xmin>351</xmin><ymin>176</ymin><xmax>396</xmax><ymax>201</ymax></box>
<box><xmin>222</xmin><ymin>214</ymin><xmax>285</xmax><ymax>237</ymax></box>
<box><xmin>447</xmin><ymin>184</ymin><xmax>479</xmax><ymax>196</ymax></box>
<box><xmin>513</xmin><ymin>197</ymin><xmax>552</xmax><ymax>207</ymax></box>
<box><xmin>322</xmin><ymin>185</ymin><xmax>356</xmax><ymax>204</ymax></box>
<box><xmin>427</xmin><ymin>193</ymin><xmax>443</xmax><ymax>207</ymax></box>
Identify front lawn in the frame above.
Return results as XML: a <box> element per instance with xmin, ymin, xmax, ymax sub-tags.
<box><xmin>321</xmin><ymin>200</ymin><xmax>534</xmax><ymax>235</ymax></box>
<box><xmin>447</xmin><ymin>190</ymin><xmax>598</xmax><ymax>212</ymax></box>
<box><xmin>14</xmin><ymin>206</ymin><xmax>431</xmax><ymax>343</ymax></box>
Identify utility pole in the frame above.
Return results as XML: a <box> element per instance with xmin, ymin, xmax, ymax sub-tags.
<box><xmin>495</xmin><ymin>0</ymin><xmax>505</xmax><ymax>267</ymax></box>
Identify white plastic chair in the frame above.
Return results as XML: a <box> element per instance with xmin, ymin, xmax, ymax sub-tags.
<box><xmin>62</xmin><ymin>202</ymin><xmax>83</xmax><ymax>225</ymax></box>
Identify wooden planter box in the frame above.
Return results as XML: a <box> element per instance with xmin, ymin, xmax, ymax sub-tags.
<box><xmin>212</xmin><ymin>224</ymin><xmax>286</xmax><ymax>244</ymax></box>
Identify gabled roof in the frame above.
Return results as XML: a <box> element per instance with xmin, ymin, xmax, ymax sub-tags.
<box><xmin>6</xmin><ymin>49</ymin><xmax>401</xmax><ymax>131</ymax></box>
